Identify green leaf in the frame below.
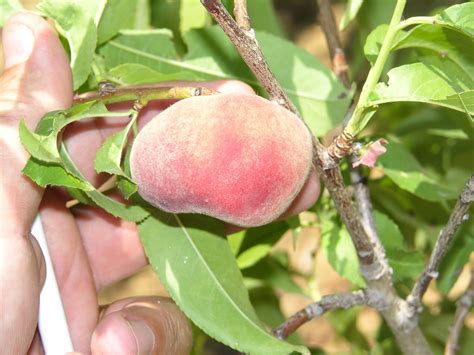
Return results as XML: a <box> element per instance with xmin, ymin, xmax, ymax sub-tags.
<box><xmin>60</xmin><ymin>145</ymin><xmax>148</xmax><ymax>222</ymax></box>
<box><xmin>237</xmin><ymin>245</ymin><xmax>273</xmax><ymax>270</ymax></box>
<box><xmin>363</xmin><ymin>24</ymin><xmax>407</xmax><ymax>66</ymax></box>
<box><xmin>100</xmin><ymin>26</ymin><xmax>351</xmax><ymax>135</ymax></box>
<box><xmin>23</xmin><ymin>158</ymin><xmax>93</xmax><ymax>190</ymax></box>
<box><xmin>436</xmin><ymin>2</ymin><xmax>474</xmax><ymax>37</ymax></box>
<box><xmin>99</xmin><ymin>28</ymin><xmax>183</xmax><ymax>73</ymax></box>
<box><xmin>97</xmin><ymin>0</ymin><xmax>139</xmax><ymax>44</ymax></box>
<box><xmin>139</xmin><ymin>212</ymin><xmax>308</xmax><ymax>354</ymax></box>
<box><xmin>20</xmin><ymin>101</ymin><xmax>128</xmax><ymax>165</ymax></box>
<box><xmin>116</xmin><ymin>176</ymin><xmax>138</xmax><ymax>199</ymax></box>
<box><xmin>236</xmin><ymin>222</ymin><xmax>289</xmax><ymax>270</ymax></box>
<box><xmin>179</xmin><ymin>0</ymin><xmax>210</xmax><ymax>35</ymax></box>
<box><xmin>116</xmin><ymin>146</ymin><xmax>138</xmax><ymax>199</ymax></box>
<box><xmin>370</xmin><ymin>59</ymin><xmax>474</xmax><ymax>118</ymax></box>
<box><xmin>374</xmin><ymin>211</ymin><xmax>424</xmax><ymax>281</ymax></box>
<box><xmin>378</xmin><ymin>138</ymin><xmax>458</xmax><ymax>202</ymax></box>
<box><xmin>37</xmin><ymin>101</ymin><xmax>126</xmax><ymax>136</ymax></box>
<box><xmin>243</xmin><ymin>256</ymin><xmax>304</xmax><ymax>295</ymax></box>
<box><xmin>427</xmin><ymin>128</ymin><xmax>469</xmax><ymax>140</ymax></box>
<box><xmin>393</xmin><ymin>25</ymin><xmax>474</xmax><ymax>81</ymax></box>
<box><xmin>340</xmin><ymin>0</ymin><xmax>364</xmax><ymax>30</ymax></box>
<box><xmin>38</xmin><ymin>0</ymin><xmax>98</xmax><ymax>89</ymax></box>
<box><xmin>150</xmin><ymin>0</ymin><xmax>181</xmax><ymax>39</ymax></box>
<box><xmin>107</xmin><ymin>63</ymin><xmax>196</xmax><ymax>85</ymax></box>
<box><xmin>66</xmin><ymin>187</ymin><xmax>94</xmax><ymax>206</ymax></box>
<box><xmin>23</xmin><ymin>99</ymin><xmax>147</xmax><ymax>222</ymax></box>
<box><xmin>19</xmin><ymin>120</ymin><xmax>60</xmax><ymax>163</ymax></box>
<box><xmin>247</xmin><ymin>0</ymin><xmax>285</xmax><ymax>37</ymax></box>
<box><xmin>320</xmin><ymin>218</ymin><xmax>365</xmax><ymax>288</ymax></box>
<box><xmin>94</xmin><ymin>115</ymin><xmax>136</xmax><ymax>176</ymax></box>
<box><xmin>0</xmin><ymin>0</ymin><xmax>23</xmax><ymax>26</ymax></box>
<box><xmin>363</xmin><ymin>24</ymin><xmax>388</xmax><ymax>66</ymax></box>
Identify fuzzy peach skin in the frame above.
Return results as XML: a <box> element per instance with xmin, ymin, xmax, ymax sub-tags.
<box><xmin>130</xmin><ymin>93</ymin><xmax>313</xmax><ymax>227</ymax></box>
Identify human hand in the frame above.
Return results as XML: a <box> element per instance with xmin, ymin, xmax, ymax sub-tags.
<box><xmin>0</xmin><ymin>13</ymin><xmax>194</xmax><ymax>354</ymax></box>
<box><xmin>0</xmin><ymin>12</ymin><xmax>319</xmax><ymax>354</ymax></box>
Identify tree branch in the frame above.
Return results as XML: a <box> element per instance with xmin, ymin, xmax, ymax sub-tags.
<box><xmin>316</xmin><ymin>0</ymin><xmax>389</xmax><ymax>273</ymax></box>
<box><xmin>314</xmin><ymin>2</ymin><xmax>433</xmax><ymax>354</ymax></box>
<box><xmin>200</xmin><ymin>0</ymin><xmax>384</xmax><ymax>278</ymax></box>
<box><xmin>273</xmin><ymin>291</ymin><xmax>367</xmax><ymax>339</ymax></box>
<box><xmin>445</xmin><ymin>268</ymin><xmax>474</xmax><ymax>355</ymax></box>
<box><xmin>316</xmin><ymin>0</ymin><xmax>350</xmax><ymax>88</ymax></box>
<box><xmin>408</xmin><ymin>174</ymin><xmax>474</xmax><ymax>312</ymax></box>
<box><xmin>201</xmin><ymin>0</ymin><xmax>297</xmax><ymax>113</ymax></box>
<box><xmin>233</xmin><ymin>0</ymin><xmax>250</xmax><ymax>31</ymax></box>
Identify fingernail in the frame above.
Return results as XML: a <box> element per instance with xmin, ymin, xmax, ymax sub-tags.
<box><xmin>3</xmin><ymin>21</ymin><xmax>35</xmax><ymax>69</ymax></box>
<box><xmin>125</xmin><ymin>318</ymin><xmax>155</xmax><ymax>354</ymax></box>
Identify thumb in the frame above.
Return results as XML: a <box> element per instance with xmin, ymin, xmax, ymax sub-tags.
<box><xmin>0</xmin><ymin>12</ymin><xmax>73</xmax><ymax>232</ymax></box>
<box><xmin>1</xmin><ymin>12</ymin><xmax>73</xmax><ymax>126</ymax></box>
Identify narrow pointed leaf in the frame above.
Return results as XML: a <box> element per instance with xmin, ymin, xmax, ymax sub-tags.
<box><xmin>139</xmin><ymin>212</ymin><xmax>308</xmax><ymax>355</ymax></box>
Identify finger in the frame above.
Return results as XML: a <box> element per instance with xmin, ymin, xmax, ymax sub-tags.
<box><xmin>39</xmin><ymin>191</ymin><xmax>98</xmax><ymax>352</ymax></box>
<box><xmin>277</xmin><ymin>169</ymin><xmax>320</xmax><ymax>219</ymax></box>
<box><xmin>92</xmin><ymin>297</ymin><xmax>192</xmax><ymax>355</ymax></box>
<box><xmin>0</xmin><ymin>232</ymin><xmax>45</xmax><ymax>353</ymax></box>
<box><xmin>71</xmin><ymin>205</ymin><xmax>146</xmax><ymax>289</ymax></box>
<box><xmin>0</xmin><ymin>13</ymin><xmax>72</xmax><ymax>354</ymax></box>
<box><xmin>27</xmin><ymin>330</ymin><xmax>44</xmax><ymax>355</ymax></box>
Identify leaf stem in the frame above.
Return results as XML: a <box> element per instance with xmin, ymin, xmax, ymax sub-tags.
<box><xmin>344</xmin><ymin>0</ymin><xmax>407</xmax><ymax>136</ymax></box>
<box><xmin>73</xmin><ymin>85</ymin><xmax>218</xmax><ymax>105</ymax></box>
<box><xmin>396</xmin><ymin>16</ymin><xmax>437</xmax><ymax>32</ymax></box>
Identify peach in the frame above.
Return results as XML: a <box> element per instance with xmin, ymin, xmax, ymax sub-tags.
<box><xmin>130</xmin><ymin>93</ymin><xmax>313</xmax><ymax>227</ymax></box>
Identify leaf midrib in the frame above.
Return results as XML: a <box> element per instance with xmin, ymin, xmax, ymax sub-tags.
<box><xmin>173</xmin><ymin>214</ymin><xmax>290</xmax><ymax>350</ymax></box>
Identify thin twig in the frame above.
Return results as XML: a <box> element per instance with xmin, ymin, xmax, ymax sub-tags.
<box><xmin>273</xmin><ymin>291</ymin><xmax>367</xmax><ymax>339</ymax></box>
<box><xmin>408</xmin><ymin>175</ymin><xmax>474</xmax><ymax>312</ymax></box>
<box><xmin>233</xmin><ymin>0</ymin><xmax>250</xmax><ymax>31</ymax></box>
<box><xmin>201</xmin><ymin>0</ymin><xmax>297</xmax><ymax>113</ymax></box>
<box><xmin>445</xmin><ymin>268</ymin><xmax>474</xmax><ymax>355</ymax></box>
<box><xmin>73</xmin><ymin>85</ymin><xmax>218</xmax><ymax>104</ymax></box>
<box><xmin>316</xmin><ymin>0</ymin><xmax>350</xmax><ymax>88</ymax></box>
<box><xmin>66</xmin><ymin>176</ymin><xmax>117</xmax><ymax>208</ymax></box>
